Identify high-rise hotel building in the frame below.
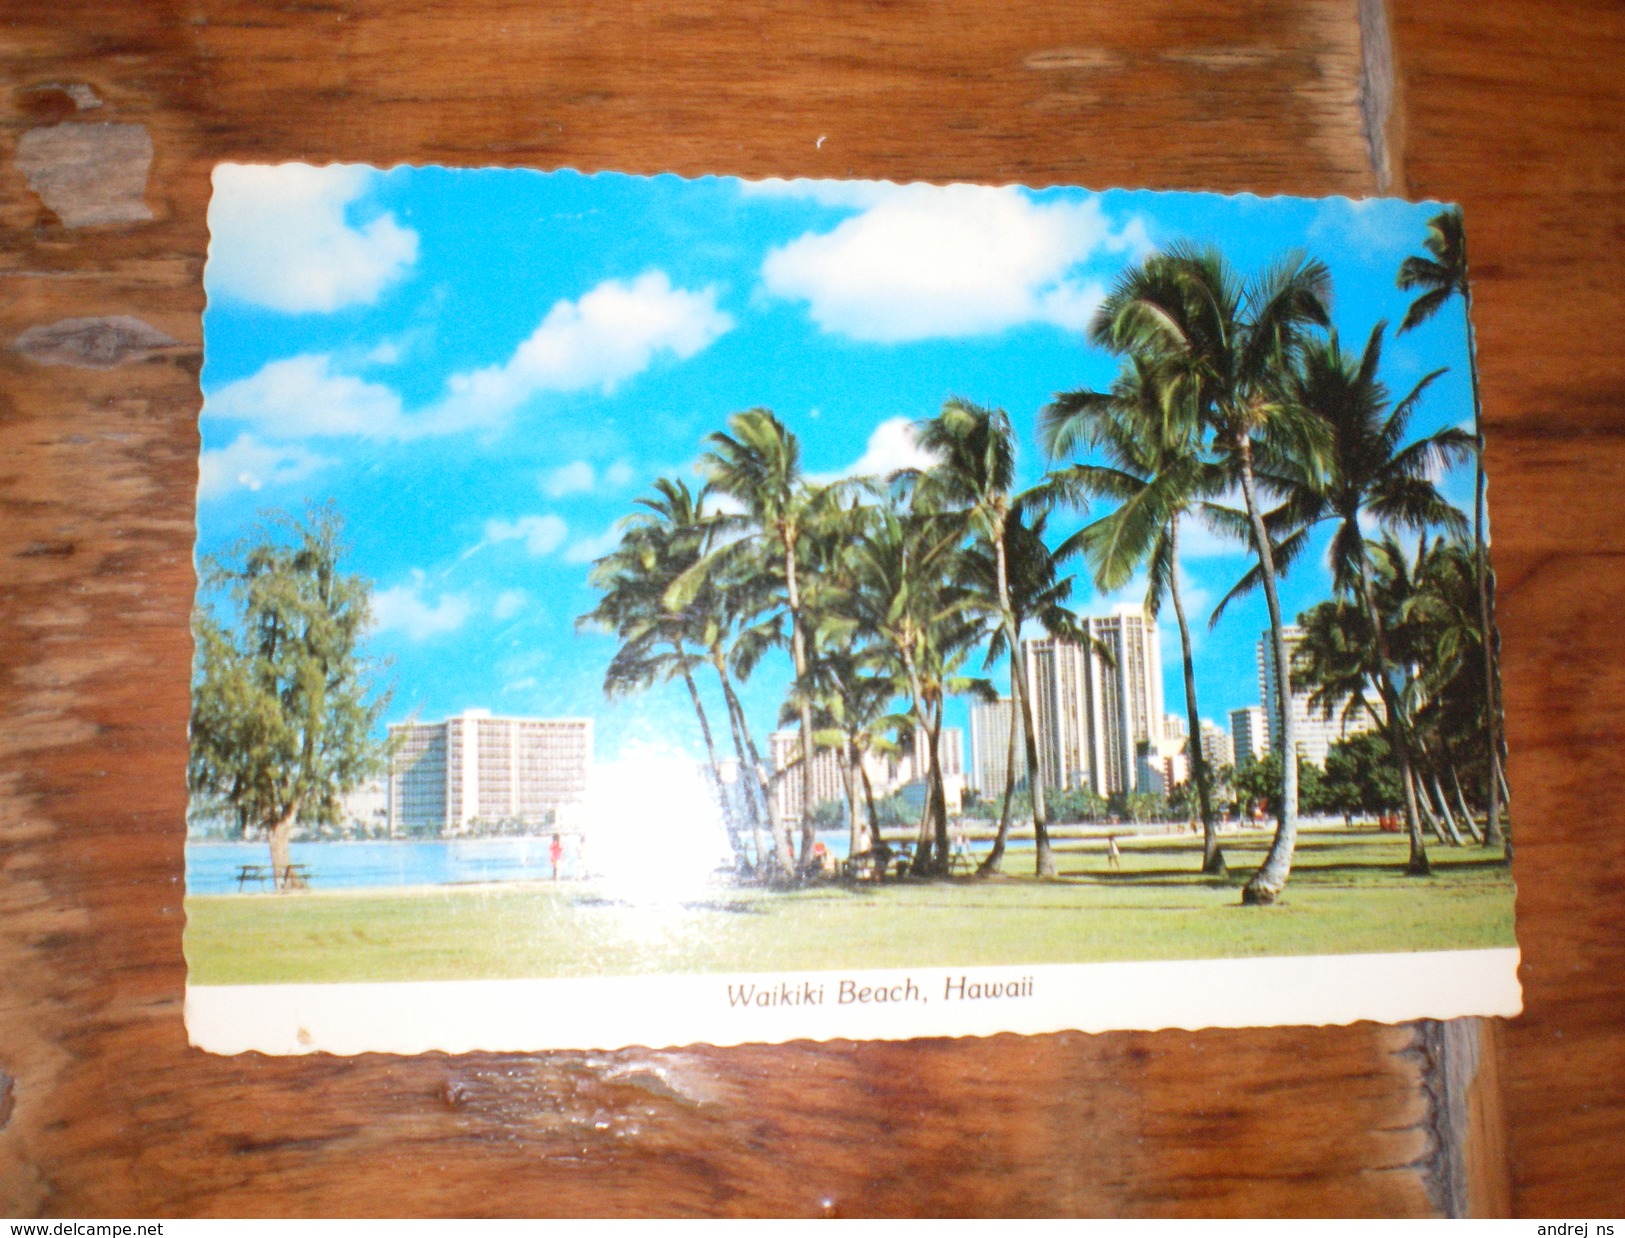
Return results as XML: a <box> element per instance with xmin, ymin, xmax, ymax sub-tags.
<box><xmin>388</xmin><ymin>709</ymin><xmax>592</xmax><ymax>836</ymax></box>
<box><xmin>968</xmin><ymin>696</ymin><xmax>1026</xmax><ymax>798</ymax></box>
<box><xmin>1257</xmin><ymin>628</ymin><xmax>1377</xmax><ymax>767</ymax></box>
<box><xmin>974</xmin><ymin>605</ymin><xmax>1166</xmax><ymax>799</ymax></box>
<box><xmin>1198</xmin><ymin>718</ymin><xmax>1235</xmax><ymax>773</ymax></box>
<box><xmin>1229</xmin><ymin>705</ymin><xmax>1269</xmax><ymax>767</ymax></box>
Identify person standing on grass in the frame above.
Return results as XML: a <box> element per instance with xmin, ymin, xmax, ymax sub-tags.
<box><xmin>550</xmin><ymin>832</ymin><xmax>564</xmax><ymax>881</ymax></box>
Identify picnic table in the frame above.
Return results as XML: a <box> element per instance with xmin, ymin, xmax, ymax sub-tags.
<box><xmin>235</xmin><ymin>863</ymin><xmax>312</xmax><ymax>892</ymax></box>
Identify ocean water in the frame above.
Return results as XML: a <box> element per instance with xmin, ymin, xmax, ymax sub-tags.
<box><xmin>186</xmin><ymin>837</ymin><xmax>571</xmax><ymax>895</ymax></box>
<box><xmin>186</xmin><ymin>831</ymin><xmax>888</xmax><ymax>894</ymax></box>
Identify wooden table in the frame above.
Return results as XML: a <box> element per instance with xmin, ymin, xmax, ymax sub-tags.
<box><xmin>2</xmin><ymin>0</ymin><xmax>1620</xmax><ymax>1217</ymax></box>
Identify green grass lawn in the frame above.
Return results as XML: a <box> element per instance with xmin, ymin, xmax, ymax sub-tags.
<box><xmin>185</xmin><ymin>827</ymin><xmax>1517</xmax><ymax>986</ymax></box>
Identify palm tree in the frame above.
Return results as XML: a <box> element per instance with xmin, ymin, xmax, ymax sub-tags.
<box><xmin>578</xmin><ymin>482</ymin><xmax>754</xmax><ymax>871</ymax></box>
<box><xmin>1042</xmin><ymin>355</ymin><xmax>1232</xmax><ymax>875</ymax></box>
<box><xmin>960</xmin><ymin>510</ymin><xmax>1082</xmax><ymax>875</ymax></box>
<box><xmin>845</xmin><ymin>499</ymin><xmax>984</xmax><ymax>875</ymax></box>
<box><xmin>679</xmin><ymin>409</ymin><xmax>828</xmax><ymax>877</ymax></box>
<box><xmin>1398</xmin><ymin>207</ymin><xmax>1506</xmax><ymax>849</ymax></box>
<box><xmin>1089</xmin><ymin>246</ymin><xmax>1332</xmax><ymax>903</ymax></box>
<box><xmin>912</xmin><ymin>397</ymin><xmax>1067</xmax><ymax>878</ymax></box>
<box><xmin>799</xmin><ymin>495</ymin><xmax>911</xmax><ymax>863</ymax></box>
<box><xmin>1233</xmin><ymin>323</ymin><xmax>1471</xmax><ymax>874</ymax></box>
<box><xmin>1401</xmin><ymin>535</ymin><xmax>1501</xmax><ymax>847</ymax></box>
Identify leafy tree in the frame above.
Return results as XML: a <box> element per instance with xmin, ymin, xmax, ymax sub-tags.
<box><xmin>1322</xmin><ymin>732</ymin><xmax>1403</xmax><ymax>824</ymax></box>
<box><xmin>1047</xmin><ymin>785</ymin><xmax>1109</xmax><ymax>824</ymax></box>
<box><xmin>1230</xmin><ymin>752</ymin><xmax>1325</xmax><ymax>824</ymax></box>
<box><xmin>189</xmin><ymin>507</ymin><xmax>390</xmax><ymax>890</ymax></box>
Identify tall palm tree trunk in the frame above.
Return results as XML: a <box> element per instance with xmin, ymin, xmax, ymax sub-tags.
<box><xmin>1017</xmin><ymin>661</ymin><xmax>1055</xmax><ymax>878</ymax></box>
<box><xmin>844</xmin><ymin>736</ymin><xmax>865</xmax><ymax>864</ymax></box>
<box><xmin>782</xmin><ymin>537</ymin><xmax>817</xmax><ymax>875</ymax></box>
<box><xmin>1449</xmin><ymin>763</ymin><xmax>1485</xmax><ymax>844</ymax></box>
<box><xmin>979</xmin><ymin>531</ymin><xmax>1021</xmax><ymax>877</ymax></box>
<box><xmin>1462</xmin><ymin>292</ymin><xmax>1505</xmax><ymax>851</ymax></box>
<box><xmin>1351</xmin><ymin>568</ymin><xmax>1431</xmax><ymax>876</ymax></box>
<box><xmin>859</xmin><ymin>760</ymin><xmax>882</xmax><ymax>858</ymax></box>
<box><xmin>926</xmin><ymin>705</ymin><xmax>951</xmax><ymax>876</ymax></box>
<box><xmin>977</xmin><ymin>684</ymin><xmax>1022</xmax><ymax>876</ymax></box>
<box><xmin>722</xmin><ymin>675</ymin><xmax>775</xmax><ymax>836</ymax></box>
<box><xmin>1429</xmin><ymin>767</ymin><xmax>1467</xmax><ymax>846</ymax></box>
<box><xmin>1237</xmin><ymin>437</ymin><xmax>1302</xmax><ymax>904</ymax></box>
<box><xmin>712</xmin><ymin>653</ymin><xmax>768</xmax><ymax>873</ymax></box>
<box><xmin>1411</xmin><ymin>767</ymin><xmax>1450</xmax><ymax>845</ymax></box>
<box><xmin>679</xmin><ymin>661</ymin><xmax>748</xmax><ymax>870</ymax></box>
<box><xmin>995</xmin><ymin>527</ymin><xmax>1053</xmax><ymax>878</ymax></box>
<box><xmin>1168</xmin><ymin>518</ymin><xmax>1224</xmax><ymax>876</ymax></box>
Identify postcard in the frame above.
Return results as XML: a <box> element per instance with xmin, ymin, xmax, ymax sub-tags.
<box><xmin>184</xmin><ymin>165</ymin><xmax>1519</xmax><ymax>1054</ymax></box>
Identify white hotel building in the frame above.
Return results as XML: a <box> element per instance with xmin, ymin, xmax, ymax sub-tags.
<box><xmin>388</xmin><ymin>709</ymin><xmax>592</xmax><ymax>836</ymax></box>
<box><xmin>1258</xmin><ymin>628</ymin><xmax>1378</xmax><ymax>767</ymax></box>
<box><xmin>970</xmin><ymin>604</ymin><xmax>1167</xmax><ymax>800</ymax></box>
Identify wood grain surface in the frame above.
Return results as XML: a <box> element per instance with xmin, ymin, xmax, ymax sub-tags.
<box><xmin>1</xmin><ymin>0</ymin><xmax>1619</xmax><ymax>1217</ymax></box>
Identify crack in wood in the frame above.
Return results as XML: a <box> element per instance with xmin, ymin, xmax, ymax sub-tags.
<box><xmin>1412</xmin><ymin>1018</ymin><xmax>1502</xmax><ymax>1218</ymax></box>
<box><xmin>1356</xmin><ymin>0</ymin><xmax>1400</xmax><ymax>192</ymax></box>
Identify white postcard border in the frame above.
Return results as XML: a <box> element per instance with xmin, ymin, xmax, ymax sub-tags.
<box><xmin>186</xmin><ymin>947</ymin><xmax>1521</xmax><ymax>1055</ymax></box>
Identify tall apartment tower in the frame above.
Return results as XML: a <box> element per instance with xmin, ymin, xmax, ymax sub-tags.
<box><xmin>1229</xmin><ymin>705</ymin><xmax>1269</xmax><ymax>767</ymax></box>
<box><xmin>388</xmin><ymin>709</ymin><xmax>593</xmax><ymax>836</ymax></box>
<box><xmin>1199</xmin><ymin>718</ymin><xmax>1235</xmax><ymax>772</ymax></box>
<box><xmin>1023</xmin><ymin>604</ymin><xmax>1165</xmax><ymax>797</ymax></box>
<box><xmin>1257</xmin><ymin>628</ymin><xmax>1377</xmax><ymax>767</ymax></box>
<box><xmin>968</xmin><ymin>696</ymin><xmax>1027</xmax><ymax>797</ymax></box>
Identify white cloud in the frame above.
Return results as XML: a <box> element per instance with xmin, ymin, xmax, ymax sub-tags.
<box><xmin>207</xmin><ymin>164</ymin><xmax>418</xmax><ymax>313</ymax></box>
<box><xmin>204</xmin><ymin>353</ymin><xmax>404</xmax><ymax>439</ymax></box>
<box><xmin>434</xmin><ymin>271</ymin><xmax>733</xmax><ymax>432</ymax></box>
<box><xmin>564</xmin><ymin>524</ymin><xmax>624</xmax><ymax>564</ymax></box>
<box><xmin>372</xmin><ymin>572</ymin><xmax>471</xmax><ymax>641</ymax></box>
<box><xmin>761</xmin><ymin>185</ymin><xmax>1147</xmax><ymax>342</ymax></box>
<box><xmin>812</xmin><ymin>417</ymin><xmax>938</xmax><ymax>483</ymax></box>
<box><xmin>493</xmin><ymin>589</ymin><xmax>528</xmax><ymax>621</ymax></box>
<box><xmin>203</xmin><ymin>274</ymin><xmax>727</xmax><ymax>444</ymax></box>
<box><xmin>541</xmin><ymin>460</ymin><xmax>596</xmax><ymax>497</ymax></box>
<box><xmin>485</xmin><ymin>514</ymin><xmax>569</xmax><ymax>557</ymax></box>
<box><xmin>196</xmin><ymin>433</ymin><xmax>334</xmax><ymax>499</ymax></box>
<box><xmin>541</xmin><ymin>458</ymin><xmax>637</xmax><ymax>497</ymax></box>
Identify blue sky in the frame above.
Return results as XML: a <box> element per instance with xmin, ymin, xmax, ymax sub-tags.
<box><xmin>197</xmin><ymin>165</ymin><xmax>1476</xmax><ymax>762</ymax></box>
